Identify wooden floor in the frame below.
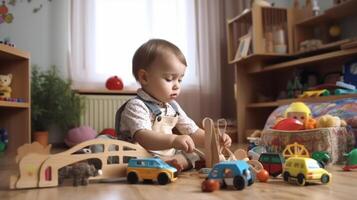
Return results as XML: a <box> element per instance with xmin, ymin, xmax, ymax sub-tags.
<box><xmin>1</xmin><ymin>148</ymin><xmax>357</xmax><ymax>200</ymax></box>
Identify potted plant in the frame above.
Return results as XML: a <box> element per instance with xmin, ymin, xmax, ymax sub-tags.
<box><xmin>31</xmin><ymin>65</ymin><xmax>84</xmax><ymax>146</ymax></box>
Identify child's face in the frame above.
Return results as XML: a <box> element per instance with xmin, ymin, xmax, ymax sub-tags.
<box><xmin>140</xmin><ymin>51</ymin><xmax>186</xmax><ymax>103</ymax></box>
<box><xmin>286</xmin><ymin>112</ymin><xmax>308</xmax><ymax>123</ymax></box>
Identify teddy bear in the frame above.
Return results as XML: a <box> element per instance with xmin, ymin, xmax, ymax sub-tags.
<box><xmin>0</xmin><ymin>74</ymin><xmax>12</xmax><ymax>98</ymax></box>
<box><xmin>316</xmin><ymin>114</ymin><xmax>347</xmax><ymax>128</ymax></box>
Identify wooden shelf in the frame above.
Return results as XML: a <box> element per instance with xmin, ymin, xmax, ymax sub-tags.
<box><xmin>227</xmin><ymin>9</ymin><xmax>252</xmax><ymax>24</ymax></box>
<box><xmin>248</xmin><ymin>48</ymin><xmax>357</xmax><ymax>74</ymax></box>
<box><xmin>247</xmin><ymin>94</ymin><xmax>357</xmax><ymax>108</ymax></box>
<box><xmin>0</xmin><ymin>45</ymin><xmax>30</xmax><ymax>154</ymax></box>
<box><xmin>230</xmin><ymin>53</ymin><xmax>291</xmax><ymax>65</ymax></box>
<box><xmin>296</xmin><ymin>0</ymin><xmax>357</xmax><ymax>26</ymax></box>
<box><xmin>0</xmin><ymin>44</ymin><xmax>30</xmax><ymax>60</ymax></box>
<box><xmin>0</xmin><ymin>101</ymin><xmax>30</xmax><ymax>108</ymax></box>
<box><xmin>247</xmin><ymin>101</ymin><xmax>279</xmax><ymax>108</ymax></box>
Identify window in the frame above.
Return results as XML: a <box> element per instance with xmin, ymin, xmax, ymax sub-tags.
<box><xmin>93</xmin><ymin>0</ymin><xmax>197</xmax><ymax>88</ymax></box>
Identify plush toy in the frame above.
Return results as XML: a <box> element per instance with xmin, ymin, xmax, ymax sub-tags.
<box><xmin>316</xmin><ymin>114</ymin><xmax>347</xmax><ymax>128</ymax></box>
<box><xmin>58</xmin><ymin>162</ymin><xmax>100</xmax><ymax>186</ymax></box>
<box><xmin>0</xmin><ymin>74</ymin><xmax>12</xmax><ymax>98</ymax></box>
<box><xmin>64</xmin><ymin>126</ymin><xmax>97</xmax><ymax>147</ymax></box>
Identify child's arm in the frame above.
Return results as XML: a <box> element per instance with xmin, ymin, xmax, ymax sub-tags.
<box><xmin>134</xmin><ymin>129</ymin><xmax>195</xmax><ymax>153</ymax></box>
<box><xmin>190</xmin><ymin>128</ymin><xmax>232</xmax><ymax>148</ymax></box>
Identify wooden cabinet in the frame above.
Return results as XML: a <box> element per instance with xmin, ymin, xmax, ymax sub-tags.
<box><xmin>0</xmin><ymin>44</ymin><xmax>30</xmax><ymax>154</ymax></box>
<box><xmin>228</xmin><ymin>1</ymin><xmax>357</xmax><ymax>143</ymax></box>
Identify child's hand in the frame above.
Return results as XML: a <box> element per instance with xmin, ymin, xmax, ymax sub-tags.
<box><xmin>220</xmin><ymin>133</ymin><xmax>232</xmax><ymax>148</ymax></box>
<box><xmin>172</xmin><ymin>135</ymin><xmax>195</xmax><ymax>153</ymax></box>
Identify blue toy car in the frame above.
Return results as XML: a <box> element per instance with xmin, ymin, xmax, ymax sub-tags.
<box><xmin>206</xmin><ymin>160</ymin><xmax>255</xmax><ymax>190</ymax></box>
<box><xmin>127</xmin><ymin>157</ymin><xmax>178</xmax><ymax>185</ymax></box>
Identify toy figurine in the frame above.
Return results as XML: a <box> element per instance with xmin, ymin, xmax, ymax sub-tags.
<box><xmin>284</xmin><ymin>102</ymin><xmax>317</xmax><ymax>129</ymax></box>
<box><xmin>58</xmin><ymin>162</ymin><xmax>100</xmax><ymax>186</ymax></box>
<box><xmin>0</xmin><ymin>74</ymin><xmax>12</xmax><ymax>98</ymax></box>
<box><xmin>343</xmin><ymin>149</ymin><xmax>357</xmax><ymax>171</ymax></box>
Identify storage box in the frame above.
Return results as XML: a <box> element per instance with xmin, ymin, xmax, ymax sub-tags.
<box><xmin>261</xmin><ymin>127</ymin><xmax>355</xmax><ymax>164</ymax></box>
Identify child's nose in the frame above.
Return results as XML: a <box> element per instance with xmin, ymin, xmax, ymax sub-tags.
<box><xmin>173</xmin><ymin>82</ymin><xmax>180</xmax><ymax>90</ymax></box>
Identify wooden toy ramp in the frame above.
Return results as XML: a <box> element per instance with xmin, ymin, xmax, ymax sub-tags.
<box><xmin>10</xmin><ymin>139</ymin><xmax>151</xmax><ymax>189</ymax></box>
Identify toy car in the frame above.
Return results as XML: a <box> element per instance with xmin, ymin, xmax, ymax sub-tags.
<box><xmin>126</xmin><ymin>157</ymin><xmax>178</xmax><ymax>185</ymax></box>
<box><xmin>283</xmin><ymin>157</ymin><xmax>331</xmax><ymax>186</ymax></box>
<box><xmin>258</xmin><ymin>153</ymin><xmax>284</xmax><ymax>177</ymax></box>
<box><xmin>248</xmin><ymin>145</ymin><xmax>266</xmax><ymax>160</ymax></box>
<box><xmin>205</xmin><ymin>160</ymin><xmax>255</xmax><ymax>190</ymax></box>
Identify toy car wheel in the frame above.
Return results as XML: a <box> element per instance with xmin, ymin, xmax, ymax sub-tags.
<box><xmin>127</xmin><ymin>172</ymin><xmax>139</xmax><ymax>184</ymax></box>
<box><xmin>297</xmin><ymin>174</ymin><xmax>306</xmax><ymax>186</ymax></box>
<box><xmin>233</xmin><ymin>175</ymin><xmax>247</xmax><ymax>190</ymax></box>
<box><xmin>220</xmin><ymin>180</ymin><xmax>227</xmax><ymax>189</ymax></box>
<box><xmin>248</xmin><ymin>172</ymin><xmax>255</xmax><ymax>186</ymax></box>
<box><xmin>283</xmin><ymin>171</ymin><xmax>290</xmax><ymax>182</ymax></box>
<box><xmin>157</xmin><ymin>172</ymin><xmax>170</xmax><ymax>185</ymax></box>
<box><xmin>321</xmin><ymin>174</ymin><xmax>330</xmax><ymax>184</ymax></box>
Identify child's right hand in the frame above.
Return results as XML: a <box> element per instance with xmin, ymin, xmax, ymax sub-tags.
<box><xmin>172</xmin><ymin>135</ymin><xmax>195</xmax><ymax>153</ymax></box>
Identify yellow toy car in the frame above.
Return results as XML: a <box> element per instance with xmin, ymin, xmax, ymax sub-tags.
<box><xmin>283</xmin><ymin>157</ymin><xmax>331</xmax><ymax>186</ymax></box>
<box><xmin>127</xmin><ymin>158</ymin><xmax>178</xmax><ymax>185</ymax></box>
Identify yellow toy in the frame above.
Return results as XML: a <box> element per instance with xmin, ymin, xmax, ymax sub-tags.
<box><xmin>316</xmin><ymin>114</ymin><xmax>347</xmax><ymax>128</ymax></box>
<box><xmin>0</xmin><ymin>73</ymin><xmax>12</xmax><ymax>98</ymax></box>
<box><xmin>284</xmin><ymin>102</ymin><xmax>317</xmax><ymax>129</ymax></box>
<box><xmin>283</xmin><ymin>157</ymin><xmax>331</xmax><ymax>186</ymax></box>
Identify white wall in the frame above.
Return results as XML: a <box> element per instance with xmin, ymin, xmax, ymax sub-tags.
<box><xmin>0</xmin><ymin>0</ymin><xmax>69</xmax><ymax>76</ymax></box>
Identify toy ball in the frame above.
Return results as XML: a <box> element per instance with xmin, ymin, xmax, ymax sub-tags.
<box><xmin>201</xmin><ymin>179</ymin><xmax>220</xmax><ymax>192</ymax></box>
<box><xmin>100</xmin><ymin>128</ymin><xmax>117</xmax><ymax>138</ymax></box>
<box><xmin>329</xmin><ymin>25</ymin><xmax>341</xmax><ymax>37</ymax></box>
<box><xmin>106</xmin><ymin>76</ymin><xmax>124</xmax><ymax>90</ymax></box>
<box><xmin>257</xmin><ymin>169</ymin><xmax>269</xmax><ymax>182</ymax></box>
<box><xmin>273</xmin><ymin>118</ymin><xmax>304</xmax><ymax>130</ymax></box>
<box><xmin>65</xmin><ymin>126</ymin><xmax>97</xmax><ymax>147</ymax></box>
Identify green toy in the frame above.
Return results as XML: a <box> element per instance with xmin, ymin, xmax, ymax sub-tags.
<box><xmin>312</xmin><ymin>151</ymin><xmax>330</xmax><ymax>168</ymax></box>
<box><xmin>343</xmin><ymin>149</ymin><xmax>357</xmax><ymax>171</ymax></box>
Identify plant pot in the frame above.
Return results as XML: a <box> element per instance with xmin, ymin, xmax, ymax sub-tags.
<box><xmin>33</xmin><ymin>131</ymin><xmax>49</xmax><ymax>147</ymax></box>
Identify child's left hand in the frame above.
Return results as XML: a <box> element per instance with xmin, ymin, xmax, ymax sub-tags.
<box><xmin>220</xmin><ymin>133</ymin><xmax>232</xmax><ymax>148</ymax></box>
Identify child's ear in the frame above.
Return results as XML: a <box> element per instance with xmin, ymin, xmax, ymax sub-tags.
<box><xmin>138</xmin><ymin>69</ymin><xmax>148</xmax><ymax>85</ymax></box>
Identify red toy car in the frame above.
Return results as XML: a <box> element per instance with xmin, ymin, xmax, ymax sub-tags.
<box><xmin>258</xmin><ymin>153</ymin><xmax>285</xmax><ymax>177</ymax></box>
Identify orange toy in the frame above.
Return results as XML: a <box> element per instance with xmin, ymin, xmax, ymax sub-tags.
<box><xmin>304</xmin><ymin>118</ymin><xmax>317</xmax><ymax>129</ymax></box>
<box><xmin>257</xmin><ymin>169</ymin><xmax>269</xmax><ymax>182</ymax></box>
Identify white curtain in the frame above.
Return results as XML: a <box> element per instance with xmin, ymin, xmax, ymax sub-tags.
<box><xmin>68</xmin><ymin>0</ymin><xmax>97</xmax><ymax>89</ymax></box>
<box><xmin>68</xmin><ymin>0</ymin><xmax>236</xmax><ymax>123</ymax></box>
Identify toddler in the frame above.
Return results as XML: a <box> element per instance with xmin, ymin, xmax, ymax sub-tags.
<box><xmin>116</xmin><ymin>39</ymin><xmax>232</xmax><ymax>170</ymax></box>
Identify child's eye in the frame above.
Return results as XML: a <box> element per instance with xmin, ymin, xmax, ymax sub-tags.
<box><xmin>165</xmin><ymin>78</ymin><xmax>172</xmax><ymax>82</ymax></box>
<box><xmin>178</xmin><ymin>79</ymin><xmax>182</xmax><ymax>83</ymax></box>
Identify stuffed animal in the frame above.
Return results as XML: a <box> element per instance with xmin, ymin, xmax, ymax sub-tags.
<box><xmin>316</xmin><ymin>114</ymin><xmax>347</xmax><ymax>128</ymax></box>
<box><xmin>0</xmin><ymin>74</ymin><xmax>12</xmax><ymax>98</ymax></box>
<box><xmin>64</xmin><ymin>126</ymin><xmax>97</xmax><ymax>147</ymax></box>
<box><xmin>58</xmin><ymin>162</ymin><xmax>100</xmax><ymax>186</ymax></box>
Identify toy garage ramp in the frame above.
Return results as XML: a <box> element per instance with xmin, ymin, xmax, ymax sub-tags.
<box><xmin>12</xmin><ymin>139</ymin><xmax>151</xmax><ymax>189</ymax></box>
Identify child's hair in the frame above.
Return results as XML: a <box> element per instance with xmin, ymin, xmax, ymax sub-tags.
<box><xmin>132</xmin><ymin>39</ymin><xmax>187</xmax><ymax>80</ymax></box>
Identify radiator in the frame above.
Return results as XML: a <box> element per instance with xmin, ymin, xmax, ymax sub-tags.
<box><xmin>79</xmin><ymin>94</ymin><xmax>135</xmax><ymax>132</ymax></box>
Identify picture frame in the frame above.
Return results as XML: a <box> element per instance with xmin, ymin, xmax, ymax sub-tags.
<box><xmin>234</xmin><ymin>34</ymin><xmax>251</xmax><ymax>60</ymax></box>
